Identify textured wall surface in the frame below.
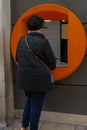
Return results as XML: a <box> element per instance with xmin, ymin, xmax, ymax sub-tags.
<box><xmin>0</xmin><ymin>29</ymin><xmax>7</xmax><ymax>127</ymax></box>
<box><xmin>0</xmin><ymin>0</ymin><xmax>14</xmax><ymax>127</ymax></box>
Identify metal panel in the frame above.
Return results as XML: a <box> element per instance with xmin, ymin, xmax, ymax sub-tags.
<box><xmin>43</xmin><ymin>85</ymin><xmax>87</xmax><ymax>114</ymax></box>
<box><xmin>58</xmin><ymin>56</ymin><xmax>87</xmax><ymax>85</ymax></box>
<box><xmin>14</xmin><ymin>84</ymin><xmax>87</xmax><ymax>115</ymax></box>
<box><xmin>11</xmin><ymin>0</ymin><xmax>87</xmax><ymax>24</ymax></box>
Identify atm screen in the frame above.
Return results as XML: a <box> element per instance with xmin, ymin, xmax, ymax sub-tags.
<box><xmin>42</xmin><ymin>20</ymin><xmax>68</xmax><ymax>67</ymax></box>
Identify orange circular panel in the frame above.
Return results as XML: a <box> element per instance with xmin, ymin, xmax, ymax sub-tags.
<box><xmin>10</xmin><ymin>4</ymin><xmax>87</xmax><ymax>81</ymax></box>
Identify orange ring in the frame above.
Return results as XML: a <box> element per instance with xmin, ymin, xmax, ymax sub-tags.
<box><xmin>11</xmin><ymin>4</ymin><xmax>87</xmax><ymax>81</ymax></box>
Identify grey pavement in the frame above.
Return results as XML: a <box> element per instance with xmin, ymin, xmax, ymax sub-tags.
<box><xmin>1</xmin><ymin>119</ymin><xmax>87</xmax><ymax>130</ymax></box>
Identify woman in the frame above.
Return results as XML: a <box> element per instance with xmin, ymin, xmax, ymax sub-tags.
<box><xmin>16</xmin><ymin>15</ymin><xmax>56</xmax><ymax>130</ymax></box>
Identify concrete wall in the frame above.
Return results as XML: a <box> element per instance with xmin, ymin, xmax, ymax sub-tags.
<box><xmin>11</xmin><ymin>0</ymin><xmax>87</xmax><ymax>115</ymax></box>
<box><xmin>0</xmin><ymin>0</ymin><xmax>14</xmax><ymax>127</ymax></box>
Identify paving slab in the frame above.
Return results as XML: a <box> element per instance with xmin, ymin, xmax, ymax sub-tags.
<box><xmin>10</xmin><ymin>119</ymin><xmax>43</xmax><ymax>130</ymax></box>
<box><xmin>76</xmin><ymin>126</ymin><xmax>87</xmax><ymax>130</ymax></box>
<box><xmin>40</xmin><ymin>122</ymin><xmax>75</xmax><ymax>130</ymax></box>
<box><xmin>2</xmin><ymin>119</ymin><xmax>87</xmax><ymax>130</ymax></box>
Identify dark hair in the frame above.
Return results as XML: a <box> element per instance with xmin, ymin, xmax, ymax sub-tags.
<box><xmin>26</xmin><ymin>15</ymin><xmax>44</xmax><ymax>31</ymax></box>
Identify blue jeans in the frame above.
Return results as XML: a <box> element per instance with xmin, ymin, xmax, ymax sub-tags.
<box><xmin>22</xmin><ymin>92</ymin><xmax>46</xmax><ymax>130</ymax></box>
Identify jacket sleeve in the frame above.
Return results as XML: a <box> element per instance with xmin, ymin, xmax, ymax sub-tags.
<box><xmin>42</xmin><ymin>39</ymin><xmax>56</xmax><ymax>70</ymax></box>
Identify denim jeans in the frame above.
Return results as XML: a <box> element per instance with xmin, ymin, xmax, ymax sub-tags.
<box><xmin>22</xmin><ymin>92</ymin><xmax>46</xmax><ymax>130</ymax></box>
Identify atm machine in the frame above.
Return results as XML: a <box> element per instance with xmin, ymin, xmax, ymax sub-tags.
<box><xmin>11</xmin><ymin>3</ymin><xmax>87</xmax><ymax>115</ymax></box>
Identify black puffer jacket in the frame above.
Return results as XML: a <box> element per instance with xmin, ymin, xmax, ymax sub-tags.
<box><xmin>16</xmin><ymin>32</ymin><xmax>56</xmax><ymax>92</ymax></box>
